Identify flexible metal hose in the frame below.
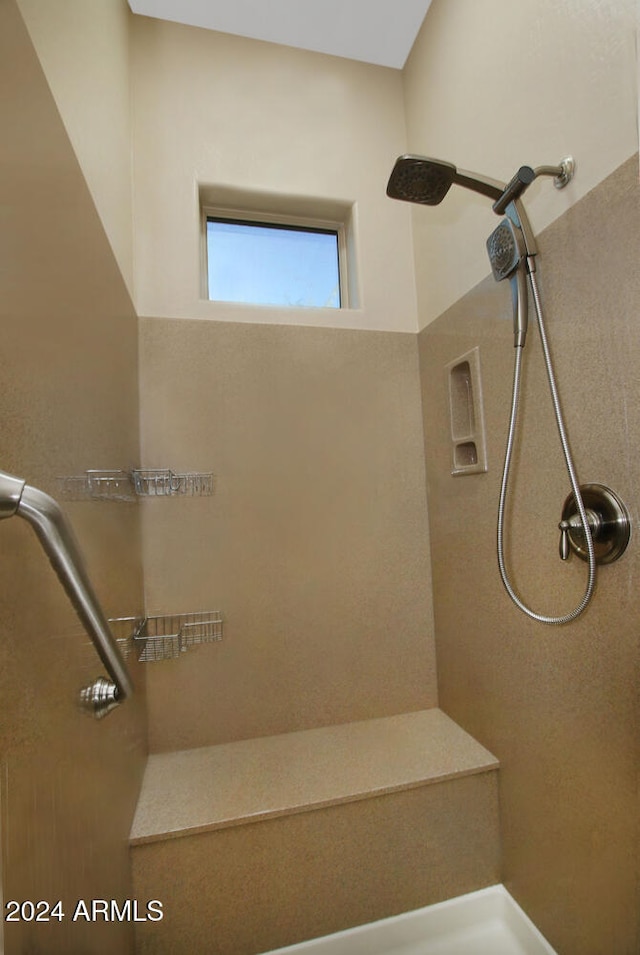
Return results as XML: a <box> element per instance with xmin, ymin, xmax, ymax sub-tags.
<box><xmin>496</xmin><ymin>268</ymin><xmax>596</xmax><ymax>624</ymax></box>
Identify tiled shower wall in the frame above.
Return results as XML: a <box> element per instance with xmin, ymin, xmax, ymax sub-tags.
<box><xmin>139</xmin><ymin>319</ymin><xmax>437</xmax><ymax>751</ymax></box>
<box><xmin>419</xmin><ymin>156</ymin><xmax>640</xmax><ymax>955</ymax></box>
<box><xmin>132</xmin><ymin>13</ymin><xmax>438</xmax><ymax>753</ymax></box>
<box><xmin>0</xmin><ymin>4</ymin><xmax>146</xmax><ymax>953</ymax></box>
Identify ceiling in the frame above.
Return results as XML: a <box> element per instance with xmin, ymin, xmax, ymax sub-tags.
<box><xmin>127</xmin><ymin>0</ymin><xmax>433</xmax><ymax>69</ymax></box>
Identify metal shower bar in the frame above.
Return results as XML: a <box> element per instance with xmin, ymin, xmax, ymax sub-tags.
<box><xmin>0</xmin><ymin>469</ymin><xmax>132</xmax><ymax>716</ymax></box>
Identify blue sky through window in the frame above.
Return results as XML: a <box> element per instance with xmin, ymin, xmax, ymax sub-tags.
<box><xmin>207</xmin><ymin>219</ymin><xmax>341</xmax><ymax>308</ymax></box>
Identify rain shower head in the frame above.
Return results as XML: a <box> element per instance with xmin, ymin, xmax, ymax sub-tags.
<box><xmin>386</xmin><ymin>154</ymin><xmax>504</xmax><ymax>206</ymax></box>
<box><xmin>386</xmin><ymin>153</ymin><xmax>574</xmax><ymax>249</ymax></box>
<box><xmin>386</xmin><ymin>156</ymin><xmax>457</xmax><ymax>205</ymax></box>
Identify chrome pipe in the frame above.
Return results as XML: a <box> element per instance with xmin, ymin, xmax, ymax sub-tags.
<box><xmin>0</xmin><ymin>470</ymin><xmax>132</xmax><ymax>709</ymax></box>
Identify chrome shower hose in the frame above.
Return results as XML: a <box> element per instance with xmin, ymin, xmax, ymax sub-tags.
<box><xmin>497</xmin><ymin>270</ymin><xmax>596</xmax><ymax>624</ymax></box>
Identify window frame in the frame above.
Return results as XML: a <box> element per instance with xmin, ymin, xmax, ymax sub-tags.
<box><xmin>200</xmin><ymin>198</ymin><xmax>353</xmax><ymax>310</ymax></box>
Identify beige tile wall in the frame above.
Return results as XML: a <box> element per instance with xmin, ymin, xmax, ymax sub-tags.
<box><xmin>0</xmin><ymin>4</ymin><xmax>146</xmax><ymax>952</ymax></box>
<box><xmin>419</xmin><ymin>156</ymin><xmax>640</xmax><ymax>954</ymax></box>
<box><xmin>139</xmin><ymin>318</ymin><xmax>437</xmax><ymax>751</ymax></box>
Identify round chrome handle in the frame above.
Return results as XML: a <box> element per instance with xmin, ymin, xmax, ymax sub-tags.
<box><xmin>79</xmin><ymin>677</ymin><xmax>121</xmax><ymax>719</ymax></box>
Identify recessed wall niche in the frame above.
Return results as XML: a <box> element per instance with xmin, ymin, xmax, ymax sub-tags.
<box><xmin>445</xmin><ymin>347</ymin><xmax>488</xmax><ymax>476</ymax></box>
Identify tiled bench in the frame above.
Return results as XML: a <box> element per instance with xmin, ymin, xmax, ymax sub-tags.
<box><xmin>130</xmin><ymin>709</ymin><xmax>499</xmax><ymax>955</ymax></box>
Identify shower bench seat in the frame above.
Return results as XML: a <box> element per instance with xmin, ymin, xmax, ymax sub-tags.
<box><xmin>129</xmin><ymin>708</ymin><xmax>500</xmax><ymax>955</ymax></box>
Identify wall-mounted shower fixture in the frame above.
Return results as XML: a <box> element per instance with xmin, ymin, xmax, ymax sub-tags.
<box><xmin>387</xmin><ymin>155</ymin><xmax>572</xmax><ymax>350</ymax></box>
<box><xmin>559</xmin><ymin>484</ymin><xmax>631</xmax><ymax>564</ymax></box>
<box><xmin>0</xmin><ymin>469</ymin><xmax>132</xmax><ymax>716</ymax></box>
<box><xmin>386</xmin><ymin>153</ymin><xmax>623</xmax><ymax>625</ymax></box>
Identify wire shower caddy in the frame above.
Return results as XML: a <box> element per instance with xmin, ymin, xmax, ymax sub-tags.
<box><xmin>109</xmin><ymin>610</ymin><xmax>223</xmax><ymax>663</ymax></box>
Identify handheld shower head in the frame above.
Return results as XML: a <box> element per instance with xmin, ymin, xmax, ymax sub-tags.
<box><xmin>487</xmin><ymin>218</ymin><xmax>529</xmax><ymax>348</ymax></box>
<box><xmin>487</xmin><ymin>218</ymin><xmax>525</xmax><ymax>281</ymax></box>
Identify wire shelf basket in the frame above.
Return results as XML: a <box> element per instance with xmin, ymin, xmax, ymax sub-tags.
<box><xmin>107</xmin><ymin>615</ymin><xmax>145</xmax><ymax>658</ymax></box>
<box><xmin>108</xmin><ymin>612</ymin><xmax>223</xmax><ymax>663</ymax></box>
<box><xmin>136</xmin><ymin>610</ymin><xmax>223</xmax><ymax>662</ymax></box>
<box><xmin>58</xmin><ymin>469</ymin><xmax>215</xmax><ymax>500</ymax></box>
<box><xmin>132</xmin><ymin>469</ymin><xmax>215</xmax><ymax>497</ymax></box>
<box><xmin>59</xmin><ymin>470</ymin><xmax>137</xmax><ymax>503</ymax></box>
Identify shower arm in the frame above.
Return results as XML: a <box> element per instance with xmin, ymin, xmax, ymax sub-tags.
<box><xmin>501</xmin><ymin>161</ymin><xmax>573</xmax><ymax>249</ymax></box>
<box><xmin>0</xmin><ymin>469</ymin><xmax>133</xmax><ymax>717</ymax></box>
<box><xmin>453</xmin><ymin>168</ymin><xmax>504</xmax><ymax>202</ymax></box>
<box><xmin>454</xmin><ymin>159</ymin><xmax>573</xmax><ymax>261</ymax></box>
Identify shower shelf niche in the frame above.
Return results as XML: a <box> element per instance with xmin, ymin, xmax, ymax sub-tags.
<box><xmin>58</xmin><ymin>468</ymin><xmax>215</xmax><ymax>501</ymax></box>
<box><xmin>445</xmin><ymin>347</ymin><xmax>488</xmax><ymax>476</ymax></box>
<box><xmin>110</xmin><ymin>611</ymin><xmax>223</xmax><ymax>663</ymax></box>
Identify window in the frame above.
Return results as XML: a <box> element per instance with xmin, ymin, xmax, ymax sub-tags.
<box><xmin>206</xmin><ymin>217</ymin><xmax>341</xmax><ymax>308</ymax></box>
<box><xmin>199</xmin><ymin>187</ymin><xmax>356</xmax><ymax>310</ymax></box>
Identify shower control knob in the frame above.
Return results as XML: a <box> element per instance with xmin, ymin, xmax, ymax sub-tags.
<box><xmin>558</xmin><ymin>509</ymin><xmax>600</xmax><ymax>561</ymax></box>
<box><xmin>559</xmin><ymin>484</ymin><xmax>631</xmax><ymax>565</ymax></box>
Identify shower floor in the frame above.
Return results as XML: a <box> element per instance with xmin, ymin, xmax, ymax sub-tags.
<box><xmin>261</xmin><ymin>886</ymin><xmax>558</xmax><ymax>955</ymax></box>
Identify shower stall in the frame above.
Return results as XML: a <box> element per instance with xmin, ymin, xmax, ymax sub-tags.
<box><xmin>2</xmin><ymin>1</ymin><xmax>639</xmax><ymax>954</ymax></box>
